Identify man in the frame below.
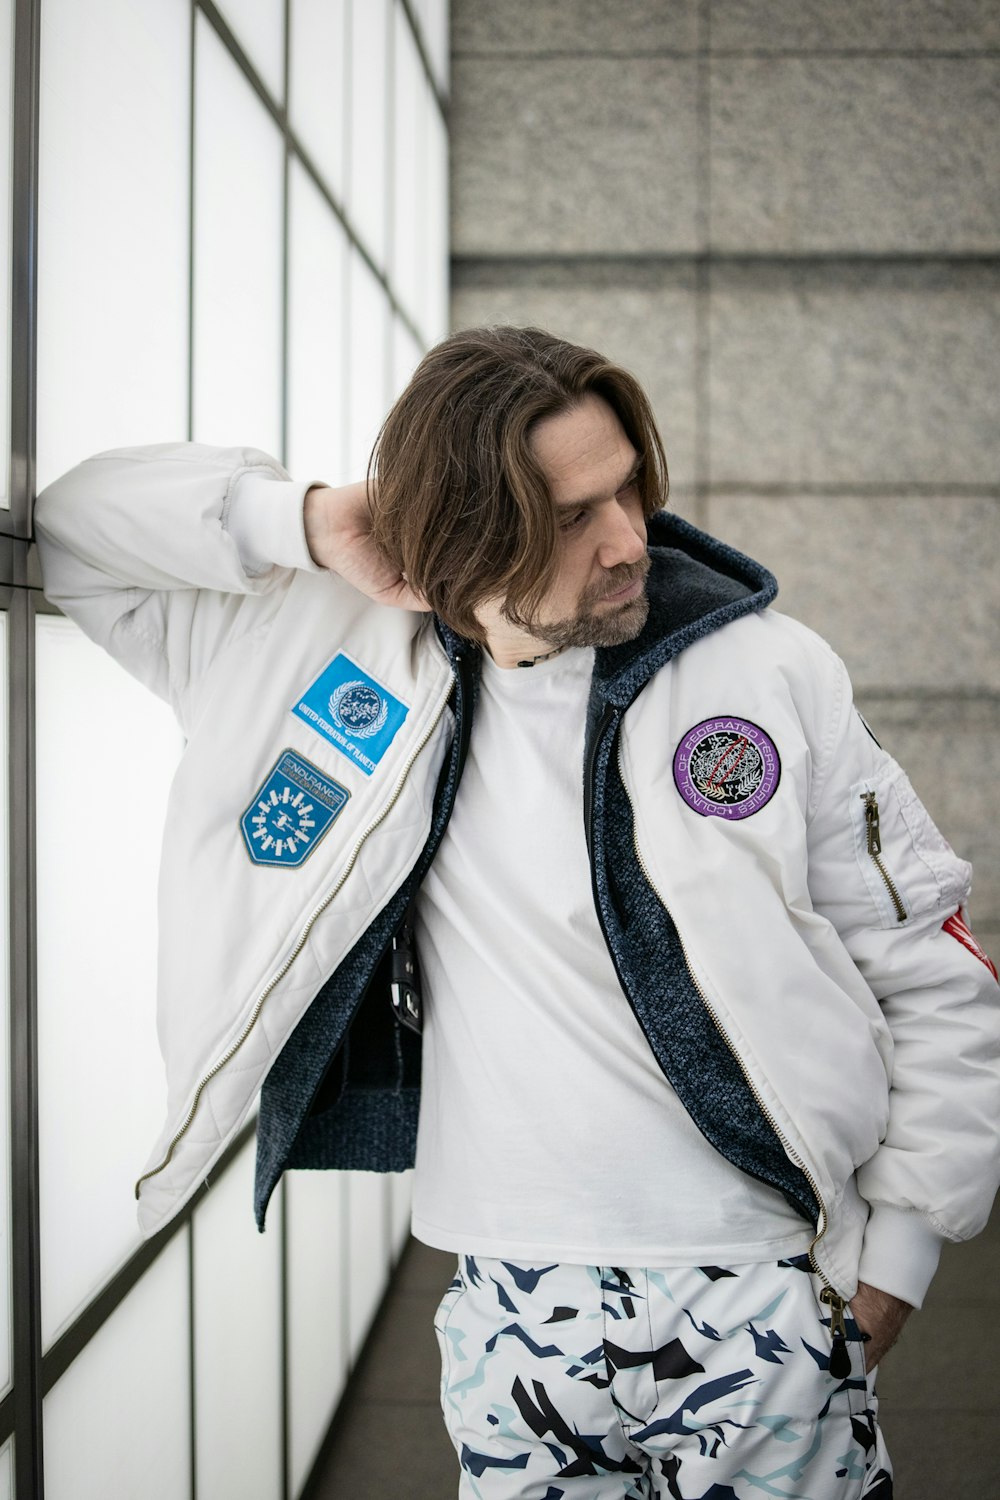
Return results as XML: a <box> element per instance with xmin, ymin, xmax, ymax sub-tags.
<box><xmin>35</xmin><ymin>327</ymin><xmax>1000</xmax><ymax>1499</ymax></box>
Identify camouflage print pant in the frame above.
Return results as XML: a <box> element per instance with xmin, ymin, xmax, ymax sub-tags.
<box><xmin>434</xmin><ymin>1255</ymin><xmax>893</xmax><ymax>1500</ymax></box>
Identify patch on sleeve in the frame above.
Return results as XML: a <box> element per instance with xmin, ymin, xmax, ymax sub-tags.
<box><xmin>241</xmin><ymin>749</ymin><xmax>349</xmax><ymax>867</ymax></box>
<box><xmin>943</xmin><ymin>912</ymin><xmax>999</xmax><ymax>981</ymax></box>
<box><xmin>673</xmin><ymin>716</ymin><xmax>781</xmax><ymax>821</ymax></box>
<box><xmin>856</xmin><ymin>710</ymin><xmax>882</xmax><ymax>749</ymax></box>
<box><xmin>291</xmin><ymin>652</ymin><xmax>409</xmax><ymax>776</ymax></box>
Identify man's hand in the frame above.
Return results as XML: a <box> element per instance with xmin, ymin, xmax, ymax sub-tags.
<box><xmin>303</xmin><ymin>481</ymin><xmax>430</xmax><ymax>612</ymax></box>
<box><xmin>850</xmin><ymin>1281</ymin><xmax>913</xmax><ymax>1372</ymax></box>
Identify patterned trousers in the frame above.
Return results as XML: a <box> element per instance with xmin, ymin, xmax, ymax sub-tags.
<box><xmin>434</xmin><ymin>1255</ymin><xmax>893</xmax><ymax>1500</ymax></box>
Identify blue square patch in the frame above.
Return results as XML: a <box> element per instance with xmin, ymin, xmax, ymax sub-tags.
<box><xmin>291</xmin><ymin>652</ymin><xmax>409</xmax><ymax>776</ymax></box>
<box><xmin>241</xmin><ymin>750</ymin><xmax>350</xmax><ymax>867</ymax></box>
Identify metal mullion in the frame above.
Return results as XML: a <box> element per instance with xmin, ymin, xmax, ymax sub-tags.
<box><xmin>279</xmin><ymin>5</ymin><xmax>291</xmax><ymax>1494</ymax></box>
<box><xmin>187</xmin><ymin>0</ymin><xmax>196</xmax><ymax>444</ymax></box>
<box><xmin>188</xmin><ymin>1218</ymin><xmax>197</xmax><ymax>1500</ymax></box>
<box><xmin>384</xmin><ymin>1</ymin><xmax>396</xmax><ymax>377</ymax></box>
<box><xmin>279</xmin><ymin>0</ymin><xmax>290</xmax><ymax>473</ymax></box>
<box><xmin>6</xmin><ymin>0</ymin><xmax>39</xmax><ymax>542</ymax></box>
<box><xmin>10</xmin><ymin>583</ymin><xmax>41</xmax><ymax>1497</ymax></box>
<box><xmin>0</xmin><ymin>581</ymin><xmax>20</xmax><ymax>1455</ymax></box>
<box><xmin>278</xmin><ymin>1178</ymin><xmax>289</xmax><ymax>1500</ymax></box>
<box><xmin>397</xmin><ymin>0</ymin><xmax>448</xmax><ymax>121</ymax></box>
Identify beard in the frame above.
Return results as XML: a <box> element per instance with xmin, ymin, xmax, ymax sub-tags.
<box><xmin>526</xmin><ymin>554</ymin><xmax>651</xmax><ymax>652</ymax></box>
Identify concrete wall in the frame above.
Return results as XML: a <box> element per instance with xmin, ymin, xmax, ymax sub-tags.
<box><xmin>450</xmin><ymin>0</ymin><xmax>1000</xmax><ymax>944</ymax></box>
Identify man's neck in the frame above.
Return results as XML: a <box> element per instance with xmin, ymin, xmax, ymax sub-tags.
<box><xmin>482</xmin><ymin>626</ymin><xmax>559</xmax><ymax>670</ymax></box>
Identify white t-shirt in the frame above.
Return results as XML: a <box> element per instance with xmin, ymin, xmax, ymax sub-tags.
<box><xmin>411</xmin><ymin>645</ymin><xmax>812</xmax><ymax>1265</ymax></box>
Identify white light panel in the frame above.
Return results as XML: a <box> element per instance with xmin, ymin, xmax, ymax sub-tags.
<box><xmin>35</xmin><ymin>616</ymin><xmax>183</xmax><ymax>1349</ymax></box>
<box><xmin>287</xmin><ymin>158</ymin><xmax>348</xmax><ymax>485</ymax></box>
<box><xmin>0</xmin><ymin>614</ymin><xmax>8</xmax><ymax>1398</ymax></box>
<box><xmin>193</xmin><ymin>13</ymin><xmax>284</xmax><ymax>456</ymax></box>
<box><xmin>289</xmin><ymin>0</ymin><xmax>348</xmax><ymax>204</ymax></box>
<box><xmin>424</xmin><ymin>95</ymin><xmax>449</xmax><ymax>342</ymax></box>
<box><xmin>348</xmin><ymin>0</ymin><xmax>390</xmax><ymax>269</ymax></box>
<box><xmin>285</xmin><ymin>1171</ymin><xmax>348</xmax><ymax>1495</ymax></box>
<box><xmin>391</xmin><ymin>316</ymin><xmax>424</xmax><ymax>404</ymax></box>
<box><xmin>345</xmin><ymin>1170</ymin><xmax>391</xmax><ymax>1361</ymax></box>
<box><xmin>391</xmin><ymin>3</ymin><xmax>425</xmax><ymax>328</ymax></box>
<box><xmin>36</xmin><ymin>0</ymin><xmax>189</xmax><ymax>491</ymax></box>
<box><xmin>193</xmin><ymin>1143</ymin><xmax>283</xmax><ymax>1500</ymax></box>
<box><xmin>389</xmin><ymin>1168</ymin><xmax>414</xmax><ymax>1258</ymax></box>
<box><xmin>346</xmin><ymin>249</ymin><xmax>389</xmax><ymax>480</ymax></box>
<box><xmin>214</xmin><ymin>0</ymin><xmax>285</xmax><ymax>104</ymax></box>
<box><xmin>43</xmin><ymin>1233</ymin><xmax>190</xmax><ymax>1500</ymax></box>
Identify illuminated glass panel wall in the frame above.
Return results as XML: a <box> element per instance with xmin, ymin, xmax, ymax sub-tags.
<box><xmin>4</xmin><ymin>1</ymin><xmax>449</xmax><ymax>1494</ymax></box>
<box><xmin>34</xmin><ymin>620</ymin><xmax>183</xmax><ymax>1348</ymax></box>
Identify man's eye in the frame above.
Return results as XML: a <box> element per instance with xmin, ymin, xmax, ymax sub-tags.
<box><xmin>560</xmin><ymin>509</ymin><xmax>588</xmax><ymax>532</ymax></box>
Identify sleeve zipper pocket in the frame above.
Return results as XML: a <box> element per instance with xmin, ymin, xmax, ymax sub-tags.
<box><xmin>860</xmin><ymin>790</ymin><xmax>907</xmax><ymax>924</ymax></box>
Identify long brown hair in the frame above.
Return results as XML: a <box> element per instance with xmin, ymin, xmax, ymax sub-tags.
<box><xmin>369</xmin><ymin>325</ymin><xmax>668</xmax><ymax>642</ymax></box>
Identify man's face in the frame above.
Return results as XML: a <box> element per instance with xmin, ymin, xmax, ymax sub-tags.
<box><xmin>516</xmin><ymin>393</ymin><xmax>650</xmax><ymax>652</ymax></box>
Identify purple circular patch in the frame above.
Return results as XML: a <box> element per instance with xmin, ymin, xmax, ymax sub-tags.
<box><xmin>673</xmin><ymin>716</ymin><xmax>781</xmax><ymax>820</ymax></box>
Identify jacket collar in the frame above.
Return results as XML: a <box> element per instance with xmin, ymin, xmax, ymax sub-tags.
<box><xmin>591</xmin><ymin>510</ymin><xmax>776</xmax><ymax>707</ymax></box>
<box><xmin>434</xmin><ymin>511</ymin><xmax>776</xmax><ymax>706</ymax></box>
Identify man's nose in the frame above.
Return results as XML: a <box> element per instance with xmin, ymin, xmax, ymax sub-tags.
<box><xmin>597</xmin><ymin>496</ymin><xmax>647</xmax><ymax>568</ymax></box>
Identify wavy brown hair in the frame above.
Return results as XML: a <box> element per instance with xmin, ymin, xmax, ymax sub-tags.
<box><xmin>368</xmin><ymin>325</ymin><xmax>668</xmax><ymax>643</ymax></box>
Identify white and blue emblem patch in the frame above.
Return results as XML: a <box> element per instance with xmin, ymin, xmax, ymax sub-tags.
<box><xmin>291</xmin><ymin>652</ymin><xmax>409</xmax><ymax>776</ymax></box>
<box><xmin>241</xmin><ymin>750</ymin><xmax>349</xmax><ymax>867</ymax></box>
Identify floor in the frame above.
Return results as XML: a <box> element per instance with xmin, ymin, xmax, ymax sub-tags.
<box><xmin>308</xmin><ymin>1210</ymin><xmax>1000</xmax><ymax>1498</ymax></box>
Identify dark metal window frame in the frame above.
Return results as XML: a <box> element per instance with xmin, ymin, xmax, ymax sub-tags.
<box><xmin>2</xmin><ymin>0</ymin><xmax>446</xmax><ymax>1493</ymax></box>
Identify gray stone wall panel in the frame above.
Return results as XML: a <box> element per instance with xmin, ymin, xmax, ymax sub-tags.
<box><xmin>451</xmin><ymin>58</ymin><xmax>700</xmax><ymax>254</ymax></box>
<box><xmin>451</xmin><ymin>265</ymin><xmax>699</xmax><ymax>488</ymax></box>
<box><xmin>708</xmin><ymin>264</ymin><xmax>1000</xmax><ymax>487</ymax></box>
<box><xmin>453</xmin><ymin>0</ymin><xmax>699</xmax><ymax>54</ymax></box>
<box><xmin>710</xmin><ymin>59</ymin><xmax>1000</xmax><ymax>253</ymax></box>
<box><xmin>706</xmin><ymin>494</ymin><xmax>1000</xmax><ymax>695</ymax></box>
<box><xmin>709</xmin><ymin>0</ymin><xmax>1000</xmax><ymax>53</ymax></box>
<box><xmin>855</xmin><ymin>696</ymin><xmax>1000</xmax><ymax>926</ymax></box>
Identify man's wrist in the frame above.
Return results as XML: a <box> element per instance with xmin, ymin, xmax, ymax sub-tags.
<box><xmin>227</xmin><ymin>471</ymin><xmax>325</xmax><ymax>575</ymax></box>
<box><xmin>303</xmin><ymin>483</ymin><xmax>333</xmax><ymax>569</ymax></box>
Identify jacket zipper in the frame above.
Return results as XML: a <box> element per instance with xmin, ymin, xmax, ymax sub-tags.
<box><xmin>861</xmin><ymin>790</ymin><xmax>907</xmax><ymax>923</ymax></box>
<box><xmin>134</xmin><ymin>669</ymin><xmax>456</xmax><ymax>1200</ymax></box>
<box><xmin>623</xmin><ymin>805</ymin><xmax>833</xmax><ymax>1271</ymax></box>
<box><xmin>622</xmin><ymin>801</ymin><xmax>856</xmax><ymax>1358</ymax></box>
<box><xmin>389</xmin><ymin>646</ymin><xmax>475</xmax><ymax>1034</ymax></box>
<box><xmin>584</xmin><ymin>705</ymin><xmax>849</xmax><ymax>1368</ymax></box>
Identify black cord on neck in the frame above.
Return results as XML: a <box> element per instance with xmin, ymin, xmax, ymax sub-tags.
<box><xmin>515</xmin><ymin>643</ymin><xmax>569</xmax><ymax>668</ymax></box>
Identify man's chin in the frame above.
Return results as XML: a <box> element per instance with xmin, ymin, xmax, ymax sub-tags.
<box><xmin>590</xmin><ymin>592</ymin><xmax>650</xmax><ymax>647</ymax></box>
<box><xmin>536</xmin><ymin>592</ymin><xmax>650</xmax><ymax>652</ymax></box>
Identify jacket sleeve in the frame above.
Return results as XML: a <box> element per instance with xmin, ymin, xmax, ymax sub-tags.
<box><xmin>804</xmin><ymin>641</ymin><xmax>1000</xmax><ymax>1308</ymax></box>
<box><xmin>33</xmin><ymin>442</ymin><xmax>325</xmax><ymax>732</ymax></box>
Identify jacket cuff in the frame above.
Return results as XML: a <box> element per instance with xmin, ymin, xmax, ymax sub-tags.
<box><xmin>225</xmin><ymin>469</ymin><xmax>325</xmax><ymax>577</ymax></box>
<box><xmin>856</xmin><ymin>1203</ymin><xmax>945</xmax><ymax>1309</ymax></box>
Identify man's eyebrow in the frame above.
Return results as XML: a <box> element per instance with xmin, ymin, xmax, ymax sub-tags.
<box><xmin>556</xmin><ymin>456</ymin><xmax>642</xmax><ymax>510</ymax></box>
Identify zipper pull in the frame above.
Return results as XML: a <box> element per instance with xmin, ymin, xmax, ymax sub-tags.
<box><xmin>819</xmin><ymin>1287</ymin><xmax>852</xmax><ymax>1378</ymax></box>
<box><xmin>861</xmin><ymin>791</ymin><xmax>881</xmax><ymax>855</ymax></box>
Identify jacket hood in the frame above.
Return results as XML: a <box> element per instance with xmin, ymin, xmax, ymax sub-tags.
<box><xmin>435</xmin><ymin>511</ymin><xmax>777</xmax><ymax>706</ymax></box>
<box><xmin>593</xmin><ymin>510</ymin><xmax>777</xmax><ymax>707</ymax></box>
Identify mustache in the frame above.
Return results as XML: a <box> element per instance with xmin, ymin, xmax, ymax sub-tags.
<box><xmin>594</xmin><ymin>553</ymin><xmax>651</xmax><ymax>601</ymax></box>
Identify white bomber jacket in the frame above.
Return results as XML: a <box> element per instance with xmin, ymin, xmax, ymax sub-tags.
<box><xmin>33</xmin><ymin>442</ymin><xmax>1000</xmax><ymax>1311</ymax></box>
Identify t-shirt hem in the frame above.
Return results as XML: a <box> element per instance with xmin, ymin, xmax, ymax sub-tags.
<box><xmin>410</xmin><ymin>1215</ymin><xmax>815</xmax><ymax>1268</ymax></box>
